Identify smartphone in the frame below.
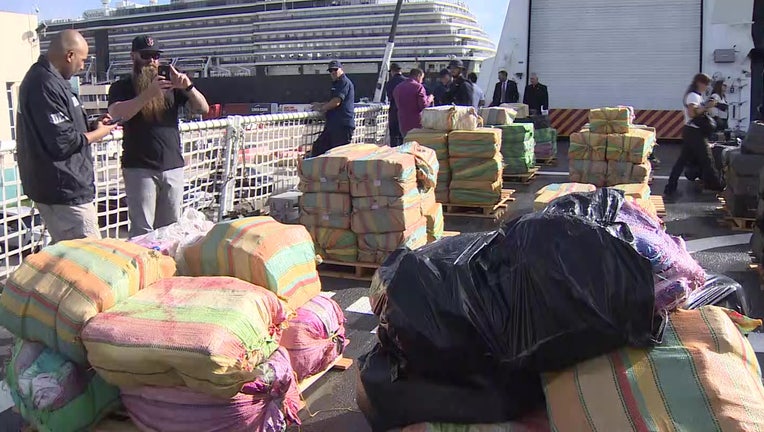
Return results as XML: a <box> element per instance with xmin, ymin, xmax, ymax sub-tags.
<box><xmin>105</xmin><ymin>117</ymin><xmax>124</xmax><ymax>126</ymax></box>
<box><xmin>158</xmin><ymin>65</ymin><xmax>171</xmax><ymax>80</ymax></box>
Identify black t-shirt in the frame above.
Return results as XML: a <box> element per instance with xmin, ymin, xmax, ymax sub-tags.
<box><xmin>107</xmin><ymin>77</ymin><xmax>188</xmax><ymax>171</ymax></box>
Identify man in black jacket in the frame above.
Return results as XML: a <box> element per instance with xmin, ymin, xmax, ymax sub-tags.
<box><xmin>443</xmin><ymin>59</ymin><xmax>474</xmax><ymax>107</ymax></box>
<box><xmin>523</xmin><ymin>73</ymin><xmax>549</xmax><ymax>114</ymax></box>
<box><xmin>16</xmin><ymin>29</ymin><xmax>117</xmax><ymax>243</ymax></box>
<box><xmin>490</xmin><ymin>70</ymin><xmax>519</xmax><ymax>106</ymax></box>
<box><xmin>385</xmin><ymin>63</ymin><xmax>406</xmax><ymax>146</ymax></box>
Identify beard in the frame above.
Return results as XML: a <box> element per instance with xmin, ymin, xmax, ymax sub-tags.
<box><xmin>133</xmin><ymin>65</ymin><xmax>169</xmax><ymax>122</ymax></box>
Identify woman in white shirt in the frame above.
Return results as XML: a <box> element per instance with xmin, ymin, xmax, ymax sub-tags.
<box><xmin>665</xmin><ymin>73</ymin><xmax>725</xmax><ymax>196</ymax></box>
<box><xmin>709</xmin><ymin>81</ymin><xmax>729</xmax><ymax>132</ymax></box>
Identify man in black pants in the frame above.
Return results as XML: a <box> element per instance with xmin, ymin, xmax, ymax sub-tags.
<box><xmin>311</xmin><ymin>60</ymin><xmax>356</xmax><ymax>157</ymax></box>
<box><xmin>385</xmin><ymin>63</ymin><xmax>406</xmax><ymax>146</ymax></box>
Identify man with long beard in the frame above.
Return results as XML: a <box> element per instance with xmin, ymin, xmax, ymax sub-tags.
<box><xmin>107</xmin><ymin>35</ymin><xmax>209</xmax><ymax>237</ymax></box>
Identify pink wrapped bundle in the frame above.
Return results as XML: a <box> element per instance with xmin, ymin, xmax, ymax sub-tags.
<box><xmin>121</xmin><ymin>348</ymin><xmax>301</xmax><ymax>432</ymax></box>
<box><xmin>281</xmin><ymin>295</ymin><xmax>348</xmax><ymax>380</ymax></box>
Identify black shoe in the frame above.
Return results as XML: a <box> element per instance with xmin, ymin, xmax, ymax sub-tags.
<box><xmin>663</xmin><ymin>185</ymin><xmax>677</xmax><ymax>196</ymax></box>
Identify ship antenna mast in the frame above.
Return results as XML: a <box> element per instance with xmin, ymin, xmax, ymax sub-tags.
<box><xmin>373</xmin><ymin>0</ymin><xmax>404</xmax><ymax>103</ymax></box>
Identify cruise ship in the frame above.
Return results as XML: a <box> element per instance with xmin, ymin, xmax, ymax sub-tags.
<box><xmin>39</xmin><ymin>0</ymin><xmax>496</xmax><ymax>104</ymax></box>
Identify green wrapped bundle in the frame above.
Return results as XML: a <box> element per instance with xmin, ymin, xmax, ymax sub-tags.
<box><xmin>447</xmin><ymin>128</ymin><xmax>501</xmax><ymax>158</ymax></box>
<box><xmin>568</xmin><ymin>130</ymin><xmax>607</xmax><ymax>161</ymax></box>
<box><xmin>450</xmin><ymin>155</ymin><xmax>503</xmax><ymax>181</ymax></box>
<box><xmin>606</xmin><ymin>161</ymin><xmax>652</xmax><ymax>185</ymax></box>
<box><xmin>606</xmin><ymin>128</ymin><xmax>656</xmax><ymax>164</ymax></box>
<box><xmin>534</xmin><ymin>127</ymin><xmax>557</xmax><ymax>143</ymax></box>
<box><xmin>357</xmin><ymin>218</ymin><xmax>428</xmax><ymax>264</ymax></box>
<box><xmin>504</xmin><ymin>152</ymin><xmax>535</xmax><ymax>174</ymax></box>
<box><xmin>351</xmin><ymin>188</ymin><xmax>423</xmax><ymax>234</ymax></box>
<box><xmin>496</xmin><ymin>123</ymin><xmax>534</xmax><ymax>143</ymax></box>
<box><xmin>306</xmin><ymin>226</ymin><xmax>357</xmax><ymax>262</ymax></box>
<box><xmin>449</xmin><ymin>179</ymin><xmax>502</xmax><ymax>205</ymax></box>
<box><xmin>569</xmin><ymin>159</ymin><xmax>608</xmax><ymax>187</ymax></box>
<box><xmin>589</xmin><ymin>107</ymin><xmax>631</xmax><ymax>134</ymax></box>
<box><xmin>501</xmin><ymin>138</ymin><xmax>535</xmax><ymax>160</ymax></box>
<box><xmin>405</xmin><ymin>129</ymin><xmax>449</xmax><ymax>161</ymax></box>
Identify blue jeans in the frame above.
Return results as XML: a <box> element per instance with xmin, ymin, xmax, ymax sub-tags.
<box><xmin>123</xmin><ymin>167</ymin><xmax>184</xmax><ymax>238</ymax></box>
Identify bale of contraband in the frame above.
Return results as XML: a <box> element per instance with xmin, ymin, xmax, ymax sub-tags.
<box><xmin>447</xmin><ymin>128</ymin><xmax>501</xmax><ymax>159</ymax></box>
<box><xmin>500</xmin><ymin>103</ymin><xmax>530</xmax><ymax>118</ymax></box>
<box><xmin>348</xmin><ymin>146</ymin><xmax>418</xmax><ymax>197</ymax></box>
<box><xmin>357</xmin><ymin>218</ymin><xmax>428</xmax><ymax>264</ymax></box>
<box><xmin>298</xmin><ymin>143</ymin><xmax>380</xmax><ymax>193</ymax></box>
<box><xmin>504</xmin><ymin>152</ymin><xmax>535</xmax><ymax>174</ymax></box>
<box><xmin>606</xmin><ymin>161</ymin><xmax>651</xmax><ymax>186</ymax></box>
<box><xmin>81</xmin><ymin>276</ymin><xmax>288</xmax><ymax>399</ymax></box>
<box><xmin>299</xmin><ymin>192</ymin><xmax>352</xmax><ymax>229</ymax></box>
<box><xmin>534</xmin><ymin>183</ymin><xmax>597</xmax><ymax>211</ymax></box>
<box><xmin>422</xmin><ymin>105</ymin><xmax>480</xmax><ymax>131</ymax></box>
<box><xmin>588</xmin><ymin>107</ymin><xmax>632</xmax><ymax>134</ymax></box>
<box><xmin>569</xmin><ymin>130</ymin><xmax>608</xmax><ymax>161</ymax></box>
<box><xmin>569</xmin><ymin>159</ymin><xmax>608</xmax><ymax>187</ymax></box>
<box><xmin>183</xmin><ymin>216</ymin><xmax>321</xmax><ymax>309</ymax></box>
<box><xmin>421</xmin><ymin>190</ymin><xmax>444</xmax><ymax>242</ymax></box>
<box><xmin>606</xmin><ymin>128</ymin><xmax>656</xmax><ymax>164</ymax></box>
<box><xmin>351</xmin><ymin>189</ymin><xmax>423</xmax><ymax>234</ymax></box>
<box><xmin>281</xmin><ymin>295</ymin><xmax>348</xmax><ymax>380</ymax></box>
<box><xmin>121</xmin><ymin>348</ymin><xmax>301</xmax><ymax>432</ymax></box>
<box><xmin>450</xmin><ymin>155</ymin><xmax>503</xmax><ymax>181</ymax></box>
<box><xmin>404</xmin><ymin>129</ymin><xmax>449</xmax><ymax>162</ymax></box>
<box><xmin>449</xmin><ymin>179</ymin><xmax>502</xmax><ymax>206</ymax></box>
<box><xmin>0</xmin><ymin>238</ymin><xmax>176</xmax><ymax>364</ymax></box>
<box><xmin>496</xmin><ymin>123</ymin><xmax>534</xmax><ymax>144</ymax></box>
<box><xmin>612</xmin><ymin>183</ymin><xmax>651</xmax><ymax>200</ymax></box>
<box><xmin>6</xmin><ymin>340</ymin><xmax>122</xmax><ymax>432</ymax></box>
<box><xmin>543</xmin><ymin>307</ymin><xmax>764</xmax><ymax>432</ymax></box>
<box><xmin>479</xmin><ymin>107</ymin><xmax>517</xmax><ymax>125</ymax></box>
<box><xmin>306</xmin><ymin>226</ymin><xmax>358</xmax><ymax>263</ymax></box>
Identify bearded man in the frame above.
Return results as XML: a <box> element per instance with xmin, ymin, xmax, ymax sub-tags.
<box><xmin>108</xmin><ymin>35</ymin><xmax>209</xmax><ymax>237</ymax></box>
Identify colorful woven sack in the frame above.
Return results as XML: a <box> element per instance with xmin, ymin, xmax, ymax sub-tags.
<box><xmin>281</xmin><ymin>295</ymin><xmax>347</xmax><ymax>380</ymax></box>
<box><xmin>81</xmin><ymin>276</ymin><xmax>288</xmax><ymax>399</ymax></box>
<box><xmin>183</xmin><ymin>216</ymin><xmax>321</xmax><ymax>309</ymax></box>
<box><xmin>422</xmin><ymin>105</ymin><xmax>480</xmax><ymax>131</ymax></box>
<box><xmin>588</xmin><ymin>107</ymin><xmax>632</xmax><ymax>134</ymax></box>
<box><xmin>449</xmin><ymin>179</ymin><xmax>502</xmax><ymax>206</ymax></box>
<box><xmin>306</xmin><ymin>226</ymin><xmax>357</xmax><ymax>263</ymax></box>
<box><xmin>0</xmin><ymin>238</ymin><xmax>176</xmax><ymax>364</ymax></box>
<box><xmin>299</xmin><ymin>192</ymin><xmax>351</xmax><ymax>229</ymax></box>
<box><xmin>479</xmin><ymin>107</ymin><xmax>517</xmax><ymax>125</ymax></box>
<box><xmin>568</xmin><ymin>130</ymin><xmax>607</xmax><ymax>161</ymax></box>
<box><xmin>401</xmin><ymin>411</ymin><xmax>550</xmax><ymax>432</ymax></box>
<box><xmin>397</xmin><ymin>141</ymin><xmax>440</xmax><ymax>192</ymax></box>
<box><xmin>351</xmin><ymin>188</ymin><xmax>423</xmax><ymax>234</ymax></box>
<box><xmin>348</xmin><ymin>146</ymin><xmax>418</xmax><ymax>197</ymax></box>
<box><xmin>533</xmin><ymin>183</ymin><xmax>597</xmax><ymax>211</ymax></box>
<box><xmin>6</xmin><ymin>340</ymin><xmax>121</xmax><ymax>432</ymax></box>
<box><xmin>543</xmin><ymin>307</ymin><xmax>764</xmax><ymax>432</ymax></box>
<box><xmin>450</xmin><ymin>156</ymin><xmax>503</xmax><ymax>181</ymax></box>
<box><xmin>298</xmin><ymin>143</ymin><xmax>380</xmax><ymax>193</ymax></box>
<box><xmin>606</xmin><ymin>128</ymin><xmax>656</xmax><ymax>164</ymax></box>
<box><xmin>121</xmin><ymin>348</ymin><xmax>301</xmax><ymax>432</ymax></box>
<box><xmin>357</xmin><ymin>218</ymin><xmax>428</xmax><ymax>264</ymax></box>
<box><xmin>448</xmin><ymin>128</ymin><xmax>502</xmax><ymax>158</ymax></box>
<box><xmin>404</xmin><ymin>129</ymin><xmax>449</xmax><ymax>161</ymax></box>
<box><xmin>421</xmin><ymin>190</ymin><xmax>444</xmax><ymax>242</ymax></box>
<box><xmin>569</xmin><ymin>159</ymin><xmax>608</xmax><ymax>187</ymax></box>
<box><xmin>504</xmin><ymin>152</ymin><xmax>535</xmax><ymax>174</ymax></box>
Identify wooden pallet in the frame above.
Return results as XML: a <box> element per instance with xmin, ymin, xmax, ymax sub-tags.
<box><xmin>503</xmin><ymin>167</ymin><xmax>539</xmax><ymax>184</ymax></box>
<box><xmin>535</xmin><ymin>156</ymin><xmax>557</xmax><ymax>166</ymax></box>
<box><xmin>716</xmin><ymin>196</ymin><xmax>756</xmax><ymax>231</ymax></box>
<box><xmin>318</xmin><ymin>259</ymin><xmax>379</xmax><ymax>281</ymax></box>
<box><xmin>649</xmin><ymin>195</ymin><xmax>667</xmax><ymax>218</ymax></box>
<box><xmin>298</xmin><ymin>355</ymin><xmax>354</xmax><ymax>394</ymax></box>
<box><xmin>443</xmin><ymin>189</ymin><xmax>515</xmax><ymax>219</ymax></box>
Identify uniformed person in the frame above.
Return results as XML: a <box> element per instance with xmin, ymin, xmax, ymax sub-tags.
<box><xmin>16</xmin><ymin>29</ymin><xmax>117</xmax><ymax>243</ymax></box>
<box><xmin>443</xmin><ymin>59</ymin><xmax>474</xmax><ymax>107</ymax></box>
<box><xmin>310</xmin><ymin>60</ymin><xmax>356</xmax><ymax>157</ymax></box>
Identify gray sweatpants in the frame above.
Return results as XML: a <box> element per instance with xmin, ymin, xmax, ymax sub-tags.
<box><xmin>36</xmin><ymin>202</ymin><xmax>101</xmax><ymax>244</ymax></box>
<box><xmin>123</xmin><ymin>167</ymin><xmax>184</xmax><ymax>238</ymax></box>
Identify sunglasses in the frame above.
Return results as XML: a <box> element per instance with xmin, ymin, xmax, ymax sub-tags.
<box><xmin>140</xmin><ymin>52</ymin><xmax>161</xmax><ymax>60</ymax></box>
<box><xmin>328</xmin><ymin>68</ymin><xmax>339</xmax><ymax>72</ymax></box>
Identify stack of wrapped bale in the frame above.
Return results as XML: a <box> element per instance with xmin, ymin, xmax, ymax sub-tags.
<box><xmin>612</xmin><ymin>183</ymin><xmax>658</xmax><ymax>218</ymax></box>
<box><xmin>533</xmin><ymin>182</ymin><xmax>596</xmax><ymax>211</ymax></box>
<box><xmin>448</xmin><ymin>128</ymin><xmax>504</xmax><ymax>205</ymax></box>
<box><xmin>421</xmin><ymin>105</ymin><xmax>480</xmax><ymax>132</ymax></box>
<box><xmin>298</xmin><ymin>143</ymin><xmax>381</xmax><ymax>263</ymax></box>
<box><xmin>0</xmin><ymin>239</ymin><xmax>176</xmax><ymax>432</ymax></box>
<box><xmin>495</xmin><ymin>122</ymin><xmax>535</xmax><ymax>174</ymax></box>
<box><xmin>405</xmin><ymin>129</ymin><xmax>450</xmax><ymax>202</ymax></box>
<box><xmin>724</xmin><ymin>130</ymin><xmax>764</xmax><ymax>218</ymax></box>
<box><xmin>479</xmin><ymin>107</ymin><xmax>517</xmax><ymax>126</ymax></box>
<box><xmin>569</xmin><ymin>107</ymin><xmax>655</xmax><ymax>186</ymax></box>
<box><xmin>81</xmin><ymin>276</ymin><xmax>302</xmax><ymax>431</ymax></box>
<box><xmin>533</xmin><ymin>126</ymin><xmax>558</xmax><ymax>160</ymax></box>
<box><xmin>348</xmin><ymin>145</ymin><xmax>430</xmax><ymax>263</ymax></box>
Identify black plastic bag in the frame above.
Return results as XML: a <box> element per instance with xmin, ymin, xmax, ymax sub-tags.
<box><xmin>356</xmin><ymin>344</ymin><xmax>544</xmax><ymax>432</ymax></box>
<box><xmin>375</xmin><ymin>189</ymin><xmax>659</xmax><ymax>382</ymax></box>
<box><xmin>685</xmin><ymin>272</ymin><xmax>750</xmax><ymax>315</ymax></box>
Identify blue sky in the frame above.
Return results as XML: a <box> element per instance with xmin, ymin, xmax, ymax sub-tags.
<box><xmin>2</xmin><ymin>0</ymin><xmax>508</xmax><ymax>44</ymax></box>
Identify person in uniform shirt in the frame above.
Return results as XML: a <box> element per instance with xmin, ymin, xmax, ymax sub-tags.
<box><xmin>467</xmin><ymin>72</ymin><xmax>485</xmax><ymax>109</ymax></box>
<box><xmin>490</xmin><ymin>70</ymin><xmax>520</xmax><ymax>106</ymax></box>
<box><xmin>310</xmin><ymin>60</ymin><xmax>356</xmax><ymax>157</ymax></box>
<box><xmin>108</xmin><ymin>35</ymin><xmax>209</xmax><ymax>238</ymax></box>
<box><xmin>431</xmin><ymin>69</ymin><xmax>452</xmax><ymax>106</ymax></box>
<box><xmin>443</xmin><ymin>59</ymin><xmax>474</xmax><ymax>107</ymax></box>
<box><xmin>385</xmin><ymin>63</ymin><xmax>406</xmax><ymax>146</ymax></box>
<box><xmin>16</xmin><ymin>29</ymin><xmax>117</xmax><ymax>243</ymax></box>
<box><xmin>523</xmin><ymin>73</ymin><xmax>549</xmax><ymax>115</ymax></box>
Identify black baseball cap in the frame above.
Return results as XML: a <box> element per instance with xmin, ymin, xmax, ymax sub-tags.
<box><xmin>327</xmin><ymin>60</ymin><xmax>343</xmax><ymax>71</ymax></box>
<box><xmin>448</xmin><ymin>59</ymin><xmax>464</xmax><ymax>69</ymax></box>
<box><xmin>390</xmin><ymin>62</ymin><xmax>401</xmax><ymax>72</ymax></box>
<box><xmin>131</xmin><ymin>35</ymin><xmax>162</xmax><ymax>53</ymax></box>
<box><xmin>439</xmin><ymin>68</ymin><xmax>450</xmax><ymax>77</ymax></box>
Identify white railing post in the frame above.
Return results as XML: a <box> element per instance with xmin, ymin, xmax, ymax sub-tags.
<box><xmin>218</xmin><ymin>116</ymin><xmax>241</xmax><ymax>222</ymax></box>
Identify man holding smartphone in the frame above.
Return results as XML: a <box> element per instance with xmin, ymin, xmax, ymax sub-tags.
<box><xmin>107</xmin><ymin>35</ymin><xmax>209</xmax><ymax>237</ymax></box>
<box><xmin>16</xmin><ymin>29</ymin><xmax>118</xmax><ymax>243</ymax></box>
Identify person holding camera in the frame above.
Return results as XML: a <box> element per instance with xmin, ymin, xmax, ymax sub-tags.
<box><xmin>108</xmin><ymin>35</ymin><xmax>209</xmax><ymax>238</ymax></box>
<box><xmin>16</xmin><ymin>30</ymin><xmax>118</xmax><ymax>243</ymax></box>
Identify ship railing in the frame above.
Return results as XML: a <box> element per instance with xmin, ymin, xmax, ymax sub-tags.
<box><xmin>0</xmin><ymin>104</ymin><xmax>389</xmax><ymax>281</ymax></box>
